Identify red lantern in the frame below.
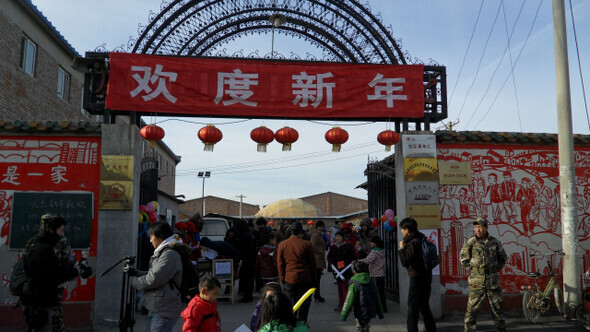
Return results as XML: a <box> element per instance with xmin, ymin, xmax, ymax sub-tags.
<box><xmin>250</xmin><ymin>126</ymin><xmax>274</xmax><ymax>152</ymax></box>
<box><xmin>198</xmin><ymin>125</ymin><xmax>223</xmax><ymax>151</ymax></box>
<box><xmin>274</xmin><ymin>126</ymin><xmax>299</xmax><ymax>151</ymax></box>
<box><xmin>377</xmin><ymin>130</ymin><xmax>400</xmax><ymax>151</ymax></box>
<box><xmin>325</xmin><ymin>127</ymin><xmax>349</xmax><ymax>152</ymax></box>
<box><xmin>307</xmin><ymin>220</ymin><xmax>314</xmax><ymax>226</ymax></box>
<box><xmin>268</xmin><ymin>221</ymin><xmax>275</xmax><ymax>227</ymax></box>
<box><xmin>140</xmin><ymin>124</ymin><xmax>165</xmax><ymax>148</ymax></box>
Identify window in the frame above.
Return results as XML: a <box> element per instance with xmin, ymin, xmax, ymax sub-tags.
<box><xmin>20</xmin><ymin>36</ymin><xmax>36</xmax><ymax>76</ymax></box>
<box><xmin>57</xmin><ymin>67</ymin><xmax>70</xmax><ymax>101</ymax></box>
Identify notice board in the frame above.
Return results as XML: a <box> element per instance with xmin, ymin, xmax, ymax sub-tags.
<box><xmin>9</xmin><ymin>192</ymin><xmax>94</xmax><ymax>249</ymax></box>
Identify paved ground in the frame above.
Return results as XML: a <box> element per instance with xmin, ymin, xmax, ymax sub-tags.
<box><xmin>133</xmin><ymin>274</ymin><xmax>589</xmax><ymax>332</ymax></box>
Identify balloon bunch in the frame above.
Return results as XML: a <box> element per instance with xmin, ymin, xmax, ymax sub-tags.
<box><xmin>379</xmin><ymin>208</ymin><xmax>397</xmax><ymax>232</ymax></box>
<box><xmin>138</xmin><ymin>201</ymin><xmax>159</xmax><ymax>224</ymax></box>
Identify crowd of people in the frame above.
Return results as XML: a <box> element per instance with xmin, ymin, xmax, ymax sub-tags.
<box><xmin>15</xmin><ymin>212</ymin><xmax>508</xmax><ymax>332</ymax></box>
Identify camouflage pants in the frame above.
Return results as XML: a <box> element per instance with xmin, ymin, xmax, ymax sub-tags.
<box><xmin>465</xmin><ymin>273</ymin><xmax>505</xmax><ymax>332</ymax></box>
<box><xmin>51</xmin><ymin>289</ymin><xmax>64</xmax><ymax>332</ymax></box>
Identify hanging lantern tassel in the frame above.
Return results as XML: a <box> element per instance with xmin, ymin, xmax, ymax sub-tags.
<box><xmin>198</xmin><ymin>125</ymin><xmax>223</xmax><ymax>151</ymax></box>
<box><xmin>275</xmin><ymin>126</ymin><xmax>299</xmax><ymax>151</ymax></box>
<box><xmin>325</xmin><ymin>127</ymin><xmax>349</xmax><ymax>152</ymax></box>
<box><xmin>140</xmin><ymin>124</ymin><xmax>165</xmax><ymax>148</ymax></box>
<box><xmin>250</xmin><ymin>126</ymin><xmax>275</xmax><ymax>152</ymax></box>
<box><xmin>377</xmin><ymin>130</ymin><xmax>400</xmax><ymax>152</ymax></box>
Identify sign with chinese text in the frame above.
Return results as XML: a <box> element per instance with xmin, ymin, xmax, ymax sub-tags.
<box><xmin>106</xmin><ymin>53</ymin><xmax>425</xmax><ymax>119</ymax></box>
<box><xmin>100</xmin><ymin>155</ymin><xmax>134</xmax><ymax>180</ymax></box>
<box><xmin>406</xmin><ymin>204</ymin><xmax>441</xmax><ymax>229</ymax></box>
<box><xmin>404</xmin><ymin>158</ymin><xmax>439</xmax><ymax>181</ymax></box>
<box><xmin>438</xmin><ymin>161</ymin><xmax>472</xmax><ymax>185</ymax></box>
<box><xmin>402</xmin><ymin>134</ymin><xmax>436</xmax><ymax>157</ymax></box>
<box><xmin>406</xmin><ymin>181</ymin><xmax>439</xmax><ymax>205</ymax></box>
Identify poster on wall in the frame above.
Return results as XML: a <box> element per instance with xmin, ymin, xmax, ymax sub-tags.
<box><xmin>406</xmin><ymin>204</ymin><xmax>441</xmax><ymax>229</ymax></box>
<box><xmin>402</xmin><ymin>134</ymin><xmax>436</xmax><ymax>157</ymax></box>
<box><xmin>438</xmin><ymin>161</ymin><xmax>472</xmax><ymax>185</ymax></box>
<box><xmin>406</xmin><ymin>181</ymin><xmax>439</xmax><ymax>205</ymax></box>
<box><xmin>99</xmin><ymin>155</ymin><xmax>134</xmax><ymax>210</ymax></box>
<box><xmin>420</xmin><ymin>229</ymin><xmax>440</xmax><ymax>276</ymax></box>
<box><xmin>404</xmin><ymin>158</ymin><xmax>439</xmax><ymax>181</ymax></box>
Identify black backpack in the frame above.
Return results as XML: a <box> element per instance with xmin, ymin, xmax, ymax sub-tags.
<box><xmin>167</xmin><ymin>246</ymin><xmax>200</xmax><ymax>303</ymax></box>
<box><xmin>420</xmin><ymin>238</ymin><xmax>440</xmax><ymax>271</ymax></box>
<box><xmin>9</xmin><ymin>252</ymin><xmax>30</xmax><ymax>298</ymax></box>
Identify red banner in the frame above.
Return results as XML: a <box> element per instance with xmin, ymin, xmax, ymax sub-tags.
<box><xmin>106</xmin><ymin>53</ymin><xmax>425</xmax><ymax>119</ymax></box>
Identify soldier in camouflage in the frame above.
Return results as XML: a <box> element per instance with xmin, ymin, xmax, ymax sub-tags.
<box><xmin>460</xmin><ymin>217</ymin><xmax>507</xmax><ymax>332</ymax></box>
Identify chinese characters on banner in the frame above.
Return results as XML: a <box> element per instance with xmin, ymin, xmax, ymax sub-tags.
<box><xmin>106</xmin><ymin>53</ymin><xmax>425</xmax><ymax>119</ymax></box>
<box><xmin>99</xmin><ymin>155</ymin><xmax>134</xmax><ymax>210</ymax></box>
<box><xmin>438</xmin><ymin>161</ymin><xmax>472</xmax><ymax>185</ymax></box>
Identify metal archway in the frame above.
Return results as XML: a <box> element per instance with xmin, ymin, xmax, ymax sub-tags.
<box><xmin>128</xmin><ymin>0</ymin><xmax>410</xmax><ymax>65</ymax></box>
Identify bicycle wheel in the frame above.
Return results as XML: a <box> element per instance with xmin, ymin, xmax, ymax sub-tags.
<box><xmin>554</xmin><ymin>287</ymin><xmax>564</xmax><ymax>315</ymax></box>
<box><xmin>523</xmin><ymin>290</ymin><xmax>541</xmax><ymax>323</ymax></box>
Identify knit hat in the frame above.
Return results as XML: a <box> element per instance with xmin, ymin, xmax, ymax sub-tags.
<box><xmin>341</xmin><ymin>222</ymin><xmax>352</xmax><ymax>230</ymax></box>
<box><xmin>174</xmin><ymin>222</ymin><xmax>188</xmax><ymax>231</ymax></box>
<box><xmin>40</xmin><ymin>214</ymin><xmax>66</xmax><ymax>232</ymax></box>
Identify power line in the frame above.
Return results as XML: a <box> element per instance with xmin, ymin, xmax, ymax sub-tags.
<box><xmin>457</xmin><ymin>1</ymin><xmax>504</xmax><ymax>129</ymax></box>
<box><xmin>568</xmin><ymin>0</ymin><xmax>590</xmax><ymax>132</ymax></box>
<box><xmin>464</xmin><ymin>0</ymin><xmax>526</xmax><ymax>129</ymax></box>
<box><xmin>474</xmin><ymin>0</ymin><xmax>543</xmax><ymax>129</ymax></box>
<box><xmin>502</xmin><ymin>1</ymin><xmax>524</xmax><ymax>132</ymax></box>
<box><xmin>449</xmin><ymin>0</ymin><xmax>485</xmax><ymax>111</ymax></box>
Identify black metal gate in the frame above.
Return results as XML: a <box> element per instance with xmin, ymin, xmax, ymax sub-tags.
<box><xmin>366</xmin><ymin>159</ymin><xmax>399</xmax><ymax>302</ymax></box>
<box><xmin>137</xmin><ymin>156</ymin><xmax>158</xmax><ymax>271</ymax></box>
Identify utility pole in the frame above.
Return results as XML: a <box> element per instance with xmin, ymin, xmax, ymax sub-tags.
<box><xmin>552</xmin><ymin>0</ymin><xmax>580</xmax><ymax>309</ymax></box>
<box><xmin>236</xmin><ymin>194</ymin><xmax>246</xmax><ymax>218</ymax></box>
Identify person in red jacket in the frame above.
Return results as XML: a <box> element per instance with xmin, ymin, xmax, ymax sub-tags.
<box><xmin>181</xmin><ymin>277</ymin><xmax>222</xmax><ymax>332</ymax></box>
<box><xmin>255</xmin><ymin>232</ymin><xmax>278</xmax><ymax>283</ymax></box>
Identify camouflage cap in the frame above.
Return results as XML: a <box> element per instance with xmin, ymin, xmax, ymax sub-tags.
<box><xmin>473</xmin><ymin>217</ymin><xmax>488</xmax><ymax>228</ymax></box>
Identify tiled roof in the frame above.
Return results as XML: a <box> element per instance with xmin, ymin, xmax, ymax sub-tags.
<box><xmin>19</xmin><ymin>0</ymin><xmax>80</xmax><ymax>57</ymax></box>
<box><xmin>0</xmin><ymin>119</ymin><xmax>100</xmax><ymax>133</ymax></box>
<box><xmin>435</xmin><ymin>130</ymin><xmax>590</xmax><ymax>146</ymax></box>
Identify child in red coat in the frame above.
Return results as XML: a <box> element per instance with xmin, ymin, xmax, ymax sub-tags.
<box><xmin>255</xmin><ymin>232</ymin><xmax>278</xmax><ymax>283</ymax></box>
<box><xmin>181</xmin><ymin>277</ymin><xmax>222</xmax><ymax>332</ymax></box>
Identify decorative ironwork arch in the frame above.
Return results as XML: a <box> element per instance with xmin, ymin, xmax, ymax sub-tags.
<box><xmin>128</xmin><ymin>0</ymin><xmax>411</xmax><ymax>64</ymax></box>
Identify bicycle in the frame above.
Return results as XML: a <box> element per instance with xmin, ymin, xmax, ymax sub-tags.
<box><xmin>521</xmin><ymin>250</ymin><xmax>564</xmax><ymax>323</ymax></box>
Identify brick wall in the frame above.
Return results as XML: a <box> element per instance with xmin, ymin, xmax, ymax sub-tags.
<box><xmin>0</xmin><ymin>8</ymin><xmax>87</xmax><ymax>121</ymax></box>
<box><xmin>182</xmin><ymin>196</ymin><xmax>260</xmax><ymax>217</ymax></box>
<box><xmin>301</xmin><ymin>192</ymin><xmax>367</xmax><ymax>216</ymax></box>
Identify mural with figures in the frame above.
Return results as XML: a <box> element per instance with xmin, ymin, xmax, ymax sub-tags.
<box><xmin>437</xmin><ymin>143</ymin><xmax>590</xmax><ymax>295</ymax></box>
<box><xmin>0</xmin><ymin>136</ymin><xmax>101</xmax><ymax>303</ymax></box>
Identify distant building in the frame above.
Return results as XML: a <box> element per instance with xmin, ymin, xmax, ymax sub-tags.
<box><xmin>180</xmin><ymin>195</ymin><xmax>260</xmax><ymax>219</ymax></box>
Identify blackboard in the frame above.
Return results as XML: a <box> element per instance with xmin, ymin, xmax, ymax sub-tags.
<box><xmin>9</xmin><ymin>192</ymin><xmax>94</xmax><ymax>249</ymax></box>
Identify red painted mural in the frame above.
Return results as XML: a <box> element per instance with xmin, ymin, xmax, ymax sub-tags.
<box><xmin>437</xmin><ymin>144</ymin><xmax>590</xmax><ymax>294</ymax></box>
<box><xmin>0</xmin><ymin>136</ymin><xmax>101</xmax><ymax>302</ymax></box>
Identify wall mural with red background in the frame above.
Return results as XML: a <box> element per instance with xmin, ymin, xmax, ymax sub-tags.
<box><xmin>437</xmin><ymin>143</ymin><xmax>590</xmax><ymax>295</ymax></box>
<box><xmin>0</xmin><ymin>135</ymin><xmax>100</xmax><ymax>303</ymax></box>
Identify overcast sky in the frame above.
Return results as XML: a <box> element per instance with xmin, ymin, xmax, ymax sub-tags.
<box><xmin>31</xmin><ymin>0</ymin><xmax>590</xmax><ymax>209</ymax></box>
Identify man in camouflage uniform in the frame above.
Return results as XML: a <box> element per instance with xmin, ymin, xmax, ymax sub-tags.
<box><xmin>460</xmin><ymin>217</ymin><xmax>507</xmax><ymax>332</ymax></box>
<box><xmin>52</xmin><ymin>237</ymin><xmax>73</xmax><ymax>332</ymax></box>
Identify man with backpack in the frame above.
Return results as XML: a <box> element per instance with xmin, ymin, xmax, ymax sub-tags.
<box><xmin>398</xmin><ymin>217</ymin><xmax>437</xmax><ymax>332</ymax></box>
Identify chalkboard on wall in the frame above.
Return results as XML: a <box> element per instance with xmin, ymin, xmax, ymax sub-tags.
<box><xmin>9</xmin><ymin>192</ymin><xmax>94</xmax><ymax>249</ymax></box>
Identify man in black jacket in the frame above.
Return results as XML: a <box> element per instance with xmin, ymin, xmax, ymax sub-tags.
<box><xmin>21</xmin><ymin>214</ymin><xmax>85</xmax><ymax>331</ymax></box>
<box><xmin>397</xmin><ymin>218</ymin><xmax>436</xmax><ymax>332</ymax></box>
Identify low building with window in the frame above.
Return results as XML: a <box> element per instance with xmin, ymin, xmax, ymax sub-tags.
<box><xmin>0</xmin><ymin>0</ymin><xmax>88</xmax><ymax>121</ymax></box>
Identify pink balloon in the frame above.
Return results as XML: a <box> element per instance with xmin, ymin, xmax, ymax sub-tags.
<box><xmin>384</xmin><ymin>209</ymin><xmax>395</xmax><ymax>219</ymax></box>
<box><xmin>146</xmin><ymin>202</ymin><xmax>156</xmax><ymax>212</ymax></box>
<box><xmin>148</xmin><ymin>211</ymin><xmax>158</xmax><ymax>223</ymax></box>
<box><xmin>139</xmin><ymin>205</ymin><xmax>148</xmax><ymax>213</ymax></box>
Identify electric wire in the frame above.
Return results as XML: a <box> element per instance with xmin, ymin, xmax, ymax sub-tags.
<box><xmin>450</xmin><ymin>0</ymin><xmax>485</xmax><ymax>115</ymax></box>
<box><xmin>502</xmin><ymin>1</ymin><xmax>524</xmax><ymax>132</ymax></box>
<box><xmin>155</xmin><ymin>118</ymin><xmax>252</xmax><ymax>126</ymax></box>
<box><xmin>176</xmin><ymin>141</ymin><xmax>381</xmax><ymax>175</ymax></box>
<box><xmin>464</xmin><ymin>0</ymin><xmax>525</xmax><ymax>129</ymax></box>
<box><xmin>457</xmin><ymin>1</ymin><xmax>503</xmax><ymax>129</ymax></box>
<box><xmin>568</xmin><ymin>0</ymin><xmax>590</xmax><ymax>132</ymax></box>
<box><xmin>188</xmin><ymin>149</ymin><xmax>385</xmax><ymax>175</ymax></box>
<box><xmin>474</xmin><ymin>0</ymin><xmax>543</xmax><ymax>129</ymax></box>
